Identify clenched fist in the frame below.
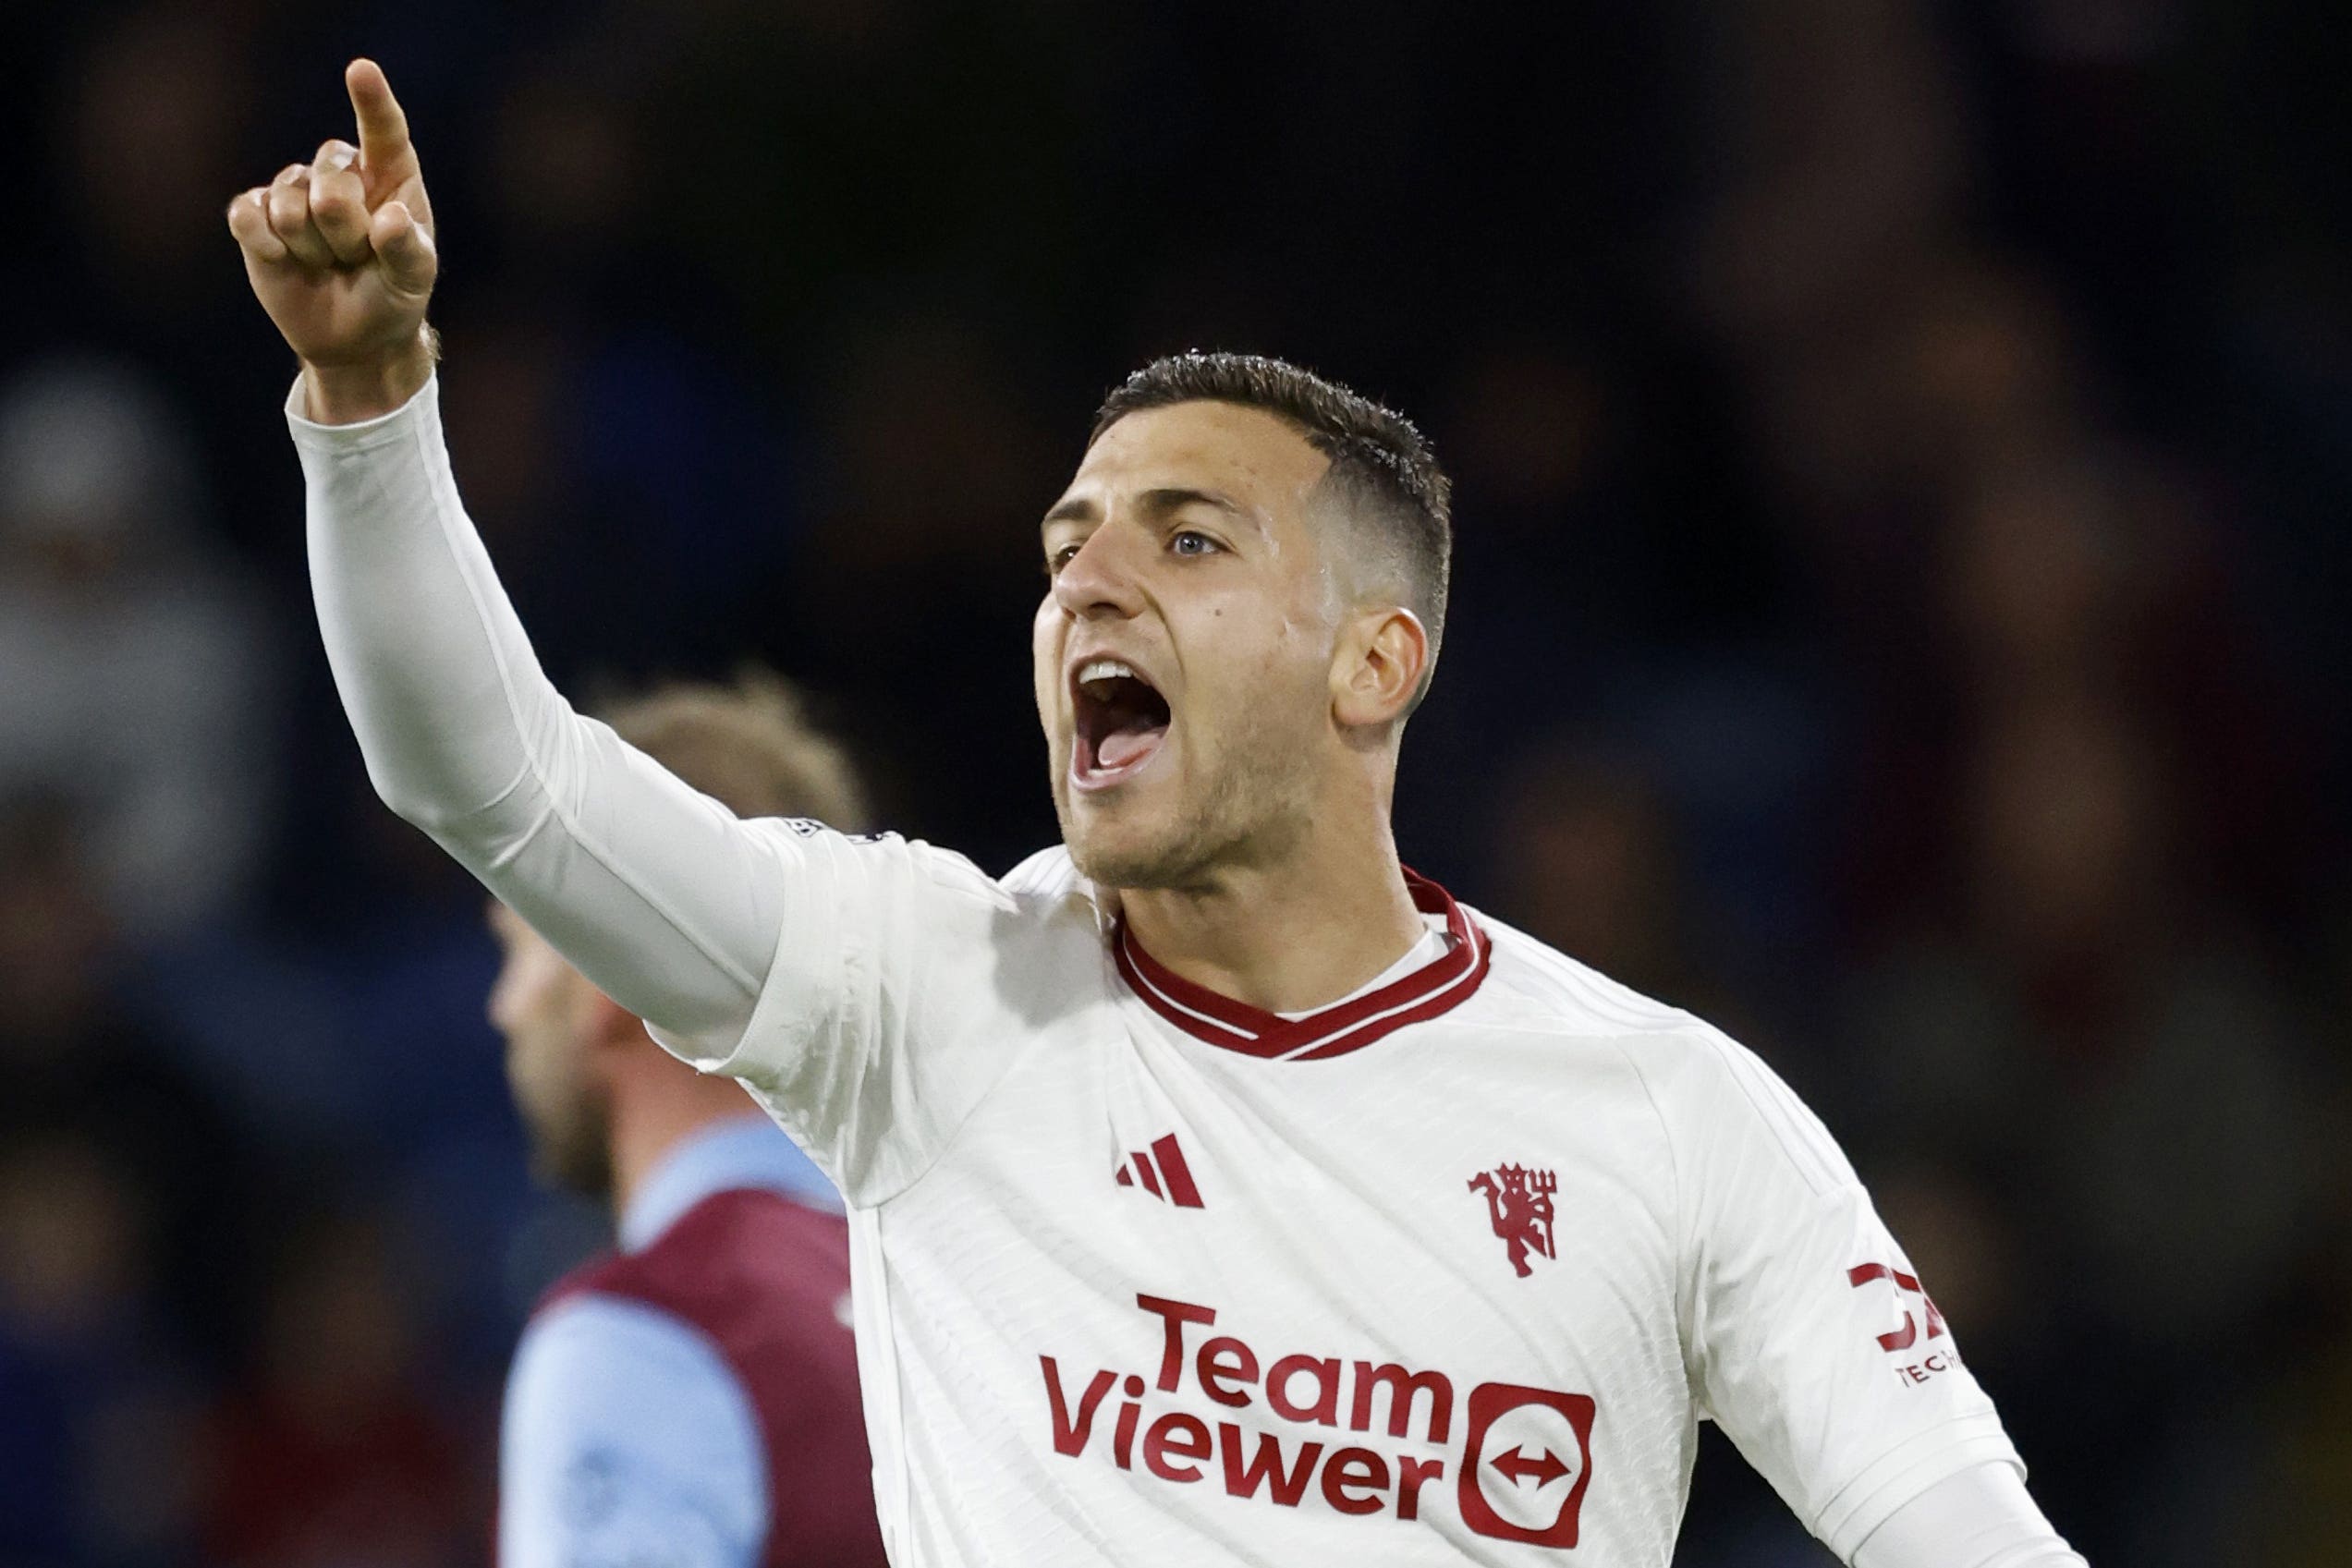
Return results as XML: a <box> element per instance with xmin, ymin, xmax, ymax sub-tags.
<box><xmin>228</xmin><ymin>59</ymin><xmax>437</xmax><ymax>423</ymax></box>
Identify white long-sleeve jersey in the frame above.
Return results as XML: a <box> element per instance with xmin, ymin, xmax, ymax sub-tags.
<box><xmin>290</xmin><ymin>377</ymin><xmax>2083</xmax><ymax>1568</ymax></box>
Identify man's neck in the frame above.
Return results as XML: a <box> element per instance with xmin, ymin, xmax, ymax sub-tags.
<box><xmin>1116</xmin><ymin>819</ymin><xmax>1427</xmax><ymax>1015</ymax></box>
<box><xmin>607</xmin><ymin>1078</ymin><xmax>765</xmax><ymax>1222</ymax></box>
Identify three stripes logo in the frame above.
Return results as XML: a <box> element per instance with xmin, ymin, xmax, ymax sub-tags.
<box><xmin>1114</xmin><ymin>1133</ymin><xmax>1205</xmax><ymax>1209</ymax></box>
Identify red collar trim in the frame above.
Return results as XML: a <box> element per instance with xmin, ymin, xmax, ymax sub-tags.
<box><xmin>1113</xmin><ymin>870</ymin><xmax>1492</xmax><ymax>1061</ymax></box>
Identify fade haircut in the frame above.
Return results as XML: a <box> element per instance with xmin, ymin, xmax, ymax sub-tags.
<box><xmin>602</xmin><ymin>670</ymin><xmax>871</xmax><ymax>831</ymax></box>
<box><xmin>1091</xmin><ymin>352</ymin><xmax>1454</xmax><ymax>709</ymax></box>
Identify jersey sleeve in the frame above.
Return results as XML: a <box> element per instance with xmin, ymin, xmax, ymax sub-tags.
<box><xmin>499</xmin><ymin>1295</ymin><xmax>767</xmax><ymax>1568</ymax></box>
<box><xmin>1659</xmin><ymin>1026</ymin><xmax>2025</xmax><ymax>1561</ymax></box>
<box><xmin>290</xmin><ymin>376</ymin><xmax>787</xmax><ymax>1048</ymax></box>
<box><xmin>1849</xmin><ymin>1462</ymin><xmax>2088</xmax><ymax>1568</ymax></box>
<box><xmin>651</xmin><ymin>826</ymin><xmax>1084</xmax><ymax>1208</ymax></box>
<box><xmin>292</xmin><ymin>376</ymin><xmax>1043</xmax><ymax>1199</ymax></box>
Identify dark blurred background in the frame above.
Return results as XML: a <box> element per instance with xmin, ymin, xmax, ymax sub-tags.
<box><xmin>2</xmin><ymin>1</ymin><xmax>2347</xmax><ymax>1563</ymax></box>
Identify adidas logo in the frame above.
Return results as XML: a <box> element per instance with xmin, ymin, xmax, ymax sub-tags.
<box><xmin>1114</xmin><ymin>1133</ymin><xmax>1204</xmax><ymax>1209</ymax></box>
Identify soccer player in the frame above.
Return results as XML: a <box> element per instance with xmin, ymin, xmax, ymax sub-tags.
<box><xmin>230</xmin><ymin>60</ymin><xmax>2090</xmax><ymax>1567</ymax></box>
<box><xmin>484</xmin><ymin>677</ymin><xmax>888</xmax><ymax>1568</ymax></box>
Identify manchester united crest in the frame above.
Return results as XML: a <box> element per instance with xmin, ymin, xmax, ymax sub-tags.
<box><xmin>1468</xmin><ymin>1163</ymin><xmax>1558</xmax><ymax>1278</ymax></box>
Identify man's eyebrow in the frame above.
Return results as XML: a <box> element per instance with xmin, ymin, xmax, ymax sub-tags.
<box><xmin>1040</xmin><ymin>486</ymin><xmax>1263</xmax><ymax>535</ymax></box>
<box><xmin>1042</xmin><ymin>496</ymin><xmax>1096</xmax><ymax>530</ymax></box>
<box><xmin>1141</xmin><ymin>486</ymin><xmax>1270</xmax><ymax>540</ymax></box>
<box><xmin>1139</xmin><ymin>486</ymin><xmax>1246</xmax><ymax>518</ymax></box>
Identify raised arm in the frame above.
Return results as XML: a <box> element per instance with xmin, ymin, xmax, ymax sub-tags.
<box><xmin>228</xmin><ymin>61</ymin><xmax>785</xmax><ymax>1044</ymax></box>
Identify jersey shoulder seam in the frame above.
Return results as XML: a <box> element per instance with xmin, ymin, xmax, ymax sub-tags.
<box><xmin>1604</xmin><ymin>1031</ymin><xmax>1694</xmax><ymax>1386</ymax></box>
<box><xmin>1689</xmin><ymin>1023</ymin><xmax>1848</xmax><ymax>1197</ymax></box>
<box><xmin>1473</xmin><ymin>921</ymin><xmax>1700</xmax><ymax>1037</ymax></box>
<box><xmin>863</xmin><ymin>886</ymin><xmax>1109</xmax><ymax>1209</ymax></box>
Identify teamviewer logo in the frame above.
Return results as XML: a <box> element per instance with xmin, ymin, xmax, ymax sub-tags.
<box><xmin>1456</xmin><ymin>1382</ymin><xmax>1595</xmax><ymax>1547</ymax></box>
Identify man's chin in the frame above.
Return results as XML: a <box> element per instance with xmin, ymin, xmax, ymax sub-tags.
<box><xmin>525</xmin><ymin>1122</ymin><xmax>614</xmax><ymax>1202</ymax></box>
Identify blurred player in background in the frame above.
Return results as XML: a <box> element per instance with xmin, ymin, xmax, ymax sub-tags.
<box><xmin>486</xmin><ymin>675</ymin><xmax>887</xmax><ymax>1568</ymax></box>
<box><xmin>234</xmin><ymin>60</ymin><xmax>2090</xmax><ymax>1566</ymax></box>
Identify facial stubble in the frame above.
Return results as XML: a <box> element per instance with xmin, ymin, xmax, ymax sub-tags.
<box><xmin>1055</xmin><ymin>685</ymin><xmax>1322</xmax><ymax>893</ymax></box>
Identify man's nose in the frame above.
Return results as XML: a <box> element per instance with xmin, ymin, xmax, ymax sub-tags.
<box><xmin>1051</xmin><ymin>524</ymin><xmax>1147</xmax><ymax>620</ymax></box>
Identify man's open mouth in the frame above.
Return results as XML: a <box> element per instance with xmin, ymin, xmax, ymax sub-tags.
<box><xmin>1071</xmin><ymin>657</ymin><xmax>1171</xmax><ymax>791</ymax></box>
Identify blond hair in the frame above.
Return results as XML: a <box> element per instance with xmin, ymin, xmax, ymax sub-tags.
<box><xmin>602</xmin><ymin>670</ymin><xmax>871</xmax><ymax>832</ymax></box>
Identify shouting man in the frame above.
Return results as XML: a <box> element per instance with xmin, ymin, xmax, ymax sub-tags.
<box><xmin>230</xmin><ymin>61</ymin><xmax>2087</xmax><ymax>1568</ymax></box>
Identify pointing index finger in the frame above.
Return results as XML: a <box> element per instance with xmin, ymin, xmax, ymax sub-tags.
<box><xmin>345</xmin><ymin>58</ymin><xmax>414</xmax><ymax>174</ymax></box>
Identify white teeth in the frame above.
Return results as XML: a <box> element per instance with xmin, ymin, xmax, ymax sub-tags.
<box><xmin>1077</xmin><ymin>659</ymin><xmax>1135</xmax><ymax>687</ymax></box>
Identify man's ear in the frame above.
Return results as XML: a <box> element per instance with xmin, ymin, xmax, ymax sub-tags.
<box><xmin>1332</xmin><ymin>604</ymin><xmax>1430</xmax><ymax>730</ymax></box>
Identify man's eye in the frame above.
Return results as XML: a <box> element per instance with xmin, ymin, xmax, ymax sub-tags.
<box><xmin>1172</xmin><ymin>530</ymin><xmax>1220</xmax><ymax>557</ymax></box>
<box><xmin>1045</xmin><ymin>544</ymin><xmax>1080</xmax><ymax>576</ymax></box>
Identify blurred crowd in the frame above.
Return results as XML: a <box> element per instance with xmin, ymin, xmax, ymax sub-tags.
<box><xmin>2</xmin><ymin>2</ymin><xmax>2346</xmax><ymax>1564</ymax></box>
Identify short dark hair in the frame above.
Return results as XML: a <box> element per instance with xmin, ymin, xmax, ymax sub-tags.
<box><xmin>602</xmin><ymin>670</ymin><xmax>871</xmax><ymax>830</ymax></box>
<box><xmin>1091</xmin><ymin>352</ymin><xmax>1454</xmax><ymax>707</ymax></box>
